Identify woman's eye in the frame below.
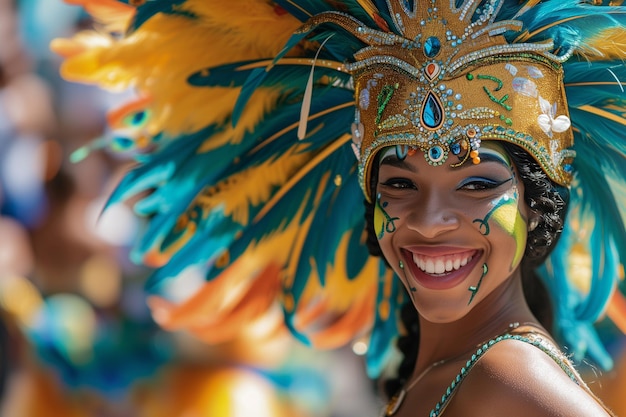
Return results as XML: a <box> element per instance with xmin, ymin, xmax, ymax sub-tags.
<box><xmin>380</xmin><ymin>178</ymin><xmax>416</xmax><ymax>189</ymax></box>
<box><xmin>459</xmin><ymin>176</ymin><xmax>513</xmax><ymax>191</ymax></box>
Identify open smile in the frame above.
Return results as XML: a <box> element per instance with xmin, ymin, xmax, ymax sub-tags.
<box><xmin>412</xmin><ymin>250</ymin><xmax>475</xmax><ymax>275</ymax></box>
<box><xmin>402</xmin><ymin>248</ymin><xmax>483</xmax><ymax>290</ymax></box>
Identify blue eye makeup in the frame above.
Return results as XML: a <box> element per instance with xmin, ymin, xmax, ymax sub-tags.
<box><xmin>458</xmin><ymin>176</ymin><xmax>514</xmax><ymax>190</ymax></box>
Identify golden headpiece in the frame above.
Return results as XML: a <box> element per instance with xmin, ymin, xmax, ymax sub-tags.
<box><xmin>303</xmin><ymin>0</ymin><xmax>575</xmax><ymax>201</ymax></box>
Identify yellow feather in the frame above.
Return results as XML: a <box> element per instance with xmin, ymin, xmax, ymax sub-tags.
<box><xmin>585</xmin><ymin>27</ymin><xmax>626</xmax><ymax>59</ymax></box>
<box><xmin>578</xmin><ymin>105</ymin><xmax>626</xmax><ymax>127</ymax></box>
<box><xmin>55</xmin><ymin>2</ymin><xmax>301</xmax><ymax>138</ymax></box>
<box><xmin>512</xmin><ymin>0</ymin><xmax>542</xmax><ymax>19</ymax></box>
<box><xmin>194</xmin><ymin>144</ymin><xmax>313</xmax><ymax>225</ymax></box>
<box><xmin>180</xmin><ymin>0</ymin><xmax>302</xmax><ymax>57</ymax></box>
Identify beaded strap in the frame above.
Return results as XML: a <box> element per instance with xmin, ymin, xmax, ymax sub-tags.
<box><xmin>428</xmin><ymin>332</ymin><xmax>579</xmax><ymax>417</ymax></box>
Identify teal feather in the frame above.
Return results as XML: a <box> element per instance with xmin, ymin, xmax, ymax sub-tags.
<box><xmin>209</xmin><ymin>105</ymin><xmax>355</xmax><ymax>278</ymax></box>
<box><xmin>514</xmin><ymin>4</ymin><xmax>626</xmax><ymax>56</ymax></box>
<box><xmin>136</xmin><ymin>88</ymin><xmax>355</xmax><ymax>292</ymax></box>
<box><xmin>569</xmin><ymin>144</ymin><xmax>625</xmax><ymax>321</ymax></box>
<box><xmin>275</xmin><ymin>0</ymin><xmax>331</xmax><ymax>21</ymax></box>
<box><xmin>129</xmin><ymin>0</ymin><xmax>193</xmax><ymax>33</ymax></box>
<box><xmin>286</xmin><ymin>148</ymin><xmax>362</xmax><ymax>294</ymax></box>
<box><xmin>144</xmin><ymin>206</ymin><xmax>238</xmax><ymax>291</ymax></box>
<box><xmin>116</xmin><ymin>79</ymin><xmax>352</xmax><ymax>261</ymax></box>
<box><xmin>188</xmin><ymin>60</ymin><xmax>349</xmax><ymax>92</ymax></box>
<box><xmin>104</xmin><ymin>127</ymin><xmax>216</xmax><ymax>210</ymax></box>
<box><xmin>231</xmin><ymin>29</ymin><xmax>312</xmax><ymax>126</ymax></box>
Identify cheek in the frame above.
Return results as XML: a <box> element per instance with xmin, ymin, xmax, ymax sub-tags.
<box><xmin>476</xmin><ymin>191</ymin><xmax>527</xmax><ymax>268</ymax></box>
<box><xmin>492</xmin><ymin>202</ymin><xmax>527</xmax><ymax>267</ymax></box>
<box><xmin>374</xmin><ymin>193</ymin><xmax>399</xmax><ymax>240</ymax></box>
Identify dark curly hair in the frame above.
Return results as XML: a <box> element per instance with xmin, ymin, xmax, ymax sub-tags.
<box><xmin>363</xmin><ymin>142</ymin><xmax>569</xmax><ymax>399</ymax></box>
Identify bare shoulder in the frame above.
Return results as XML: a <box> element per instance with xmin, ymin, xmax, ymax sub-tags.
<box><xmin>445</xmin><ymin>337</ymin><xmax>613</xmax><ymax>417</ymax></box>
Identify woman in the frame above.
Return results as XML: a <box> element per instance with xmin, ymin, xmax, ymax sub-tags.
<box><xmin>55</xmin><ymin>0</ymin><xmax>626</xmax><ymax>415</ymax></box>
<box><xmin>368</xmin><ymin>141</ymin><xmax>613</xmax><ymax>416</ymax></box>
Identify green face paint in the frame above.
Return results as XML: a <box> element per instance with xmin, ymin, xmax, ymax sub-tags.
<box><xmin>374</xmin><ymin>193</ymin><xmax>399</xmax><ymax>239</ymax></box>
<box><xmin>473</xmin><ymin>192</ymin><xmax>526</xmax><ymax>269</ymax></box>
<box><xmin>468</xmin><ymin>263</ymin><xmax>488</xmax><ymax>305</ymax></box>
<box><xmin>468</xmin><ymin>145</ymin><xmax>525</xmax><ymax>270</ymax></box>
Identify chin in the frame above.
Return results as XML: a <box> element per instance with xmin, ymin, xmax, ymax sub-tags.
<box><xmin>408</xmin><ymin>291</ymin><xmax>475</xmax><ymax>324</ymax></box>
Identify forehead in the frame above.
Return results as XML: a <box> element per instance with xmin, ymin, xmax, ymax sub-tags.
<box><xmin>378</xmin><ymin>142</ymin><xmax>513</xmax><ymax>168</ymax></box>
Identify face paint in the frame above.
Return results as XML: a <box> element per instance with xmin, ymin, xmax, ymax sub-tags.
<box><xmin>465</xmin><ymin>145</ymin><xmax>526</xmax><ymax>270</ymax></box>
<box><xmin>473</xmin><ymin>188</ymin><xmax>526</xmax><ymax>270</ymax></box>
<box><xmin>374</xmin><ymin>193</ymin><xmax>399</xmax><ymax>239</ymax></box>
<box><xmin>468</xmin><ymin>263</ymin><xmax>488</xmax><ymax>305</ymax></box>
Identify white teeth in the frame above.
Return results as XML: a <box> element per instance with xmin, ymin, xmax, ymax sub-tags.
<box><xmin>411</xmin><ymin>252</ymin><xmax>474</xmax><ymax>275</ymax></box>
<box><xmin>435</xmin><ymin>260</ymin><xmax>445</xmax><ymax>274</ymax></box>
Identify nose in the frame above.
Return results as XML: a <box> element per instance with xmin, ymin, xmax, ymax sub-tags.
<box><xmin>404</xmin><ymin>191</ymin><xmax>460</xmax><ymax>238</ymax></box>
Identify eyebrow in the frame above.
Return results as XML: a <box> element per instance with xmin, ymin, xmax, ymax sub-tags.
<box><xmin>379</xmin><ymin>155</ymin><xmax>418</xmax><ymax>172</ymax></box>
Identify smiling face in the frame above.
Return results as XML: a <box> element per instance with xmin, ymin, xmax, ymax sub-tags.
<box><xmin>374</xmin><ymin>142</ymin><xmax>531</xmax><ymax>322</ymax></box>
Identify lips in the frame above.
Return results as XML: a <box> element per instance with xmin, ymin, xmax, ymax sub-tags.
<box><xmin>402</xmin><ymin>248</ymin><xmax>483</xmax><ymax>290</ymax></box>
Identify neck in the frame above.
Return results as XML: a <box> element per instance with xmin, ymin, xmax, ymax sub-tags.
<box><xmin>414</xmin><ymin>272</ymin><xmax>540</xmax><ymax>372</ymax></box>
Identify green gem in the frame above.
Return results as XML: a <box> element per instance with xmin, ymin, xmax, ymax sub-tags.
<box><xmin>466</xmin><ymin>73</ymin><xmax>474</xmax><ymax>80</ymax></box>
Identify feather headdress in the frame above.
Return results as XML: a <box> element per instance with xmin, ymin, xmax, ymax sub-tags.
<box><xmin>54</xmin><ymin>0</ymin><xmax>626</xmax><ymax>375</ymax></box>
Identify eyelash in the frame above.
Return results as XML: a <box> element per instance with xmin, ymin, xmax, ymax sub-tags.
<box><xmin>458</xmin><ymin>176</ymin><xmax>513</xmax><ymax>190</ymax></box>
<box><xmin>380</xmin><ymin>178</ymin><xmax>417</xmax><ymax>189</ymax></box>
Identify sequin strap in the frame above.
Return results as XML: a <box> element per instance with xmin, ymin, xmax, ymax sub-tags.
<box><xmin>428</xmin><ymin>331</ymin><xmax>581</xmax><ymax>417</ymax></box>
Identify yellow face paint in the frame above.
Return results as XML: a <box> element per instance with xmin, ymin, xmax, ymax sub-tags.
<box><xmin>374</xmin><ymin>193</ymin><xmax>399</xmax><ymax>239</ymax></box>
<box><xmin>473</xmin><ymin>193</ymin><xmax>526</xmax><ymax>269</ymax></box>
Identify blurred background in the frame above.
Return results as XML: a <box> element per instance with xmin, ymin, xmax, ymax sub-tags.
<box><xmin>0</xmin><ymin>1</ymin><xmax>624</xmax><ymax>416</ymax></box>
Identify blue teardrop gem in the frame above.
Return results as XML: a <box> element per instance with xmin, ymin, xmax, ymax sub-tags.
<box><xmin>424</xmin><ymin>36</ymin><xmax>441</xmax><ymax>58</ymax></box>
<box><xmin>450</xmin><ymin>142</ymin><xmax>461</xmax><ymax>155</ymax></box>
<box><xmin>422</xmin><ymin>92</ymin><xmax>443</xmax><ymax>129</ymax></box>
